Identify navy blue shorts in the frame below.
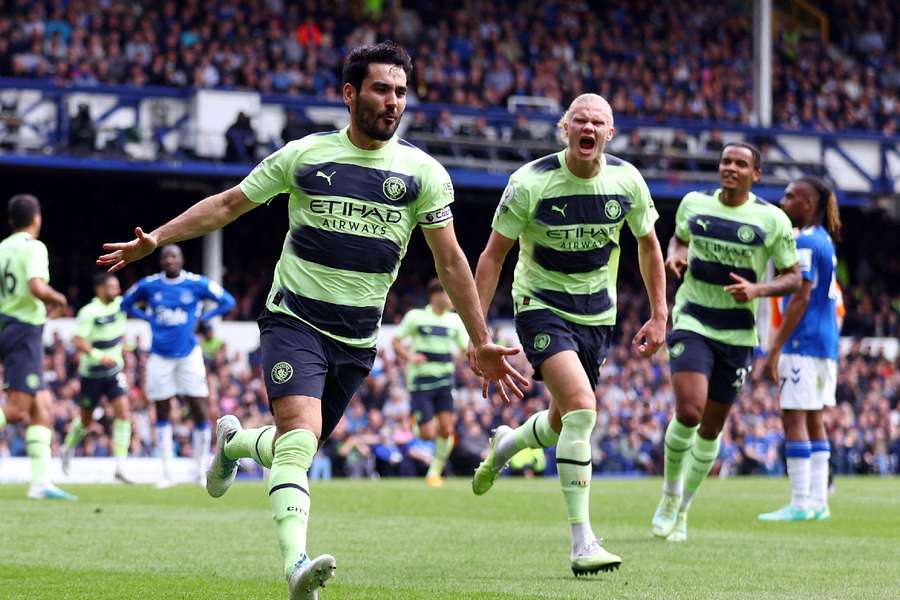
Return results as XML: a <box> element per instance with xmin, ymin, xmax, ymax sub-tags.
<box><xmin>258</xmin><ymin>310</ymin><xmax>376</xmax><ymax>440</ymax></box>
<box><xmin>0</xmin><ymin>318</ymin><xmax>44</xmax><ymax>393</ymax></box>
<box><xmin>667</xmin><ymin>329</ymin><xmax>753</xmax><ymax>404</ymax></box>
<box><xmin>79</xmin><ymin>373</ymin><xmax>128</xmax><ymax>409</ymax></box>
<box><xmin>410</xmin><ymin>386</ymin><xmax>454</xmax><ymax>424</ymax></box>
<box><xmin>515</xmin><ymin>309</ymin><xmax>612</xmax><ymax>390</ymax></box>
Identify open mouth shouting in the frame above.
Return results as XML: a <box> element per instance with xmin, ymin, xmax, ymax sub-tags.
<box><xmin>577</xmin><ymin>136</ymin><xmax>596</xmax><ymax>156</ymax></box>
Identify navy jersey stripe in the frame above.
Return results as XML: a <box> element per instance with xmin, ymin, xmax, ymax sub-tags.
<box><xmin>92</xmin><ymin>337</ymin><xmax>122</xmax><ymax>349</ymax></box>
<box><xmin>93</xmin><ymin>314</ymin><xmax>118</xmax><ymax>325</ymax></box>
<box><xmin>531</xmin><ymin>288</ymin><xmax>613</xmax><ymax>316</ymax></box>
<box><xmin>689</xmin><ymin>258</ymin><xmax>757</xmax><ymax>286</ymax></box>
<box><xmin>533</xmin><ymin>243</ymin><xmax>615</xmax><ymax>274</ymax></box>
<box><xmin>688</xmin><ymin>215</ymin><xmax>765</xmax><ymax>246</ymax></box>
<box><xmin>289</xmin><ymin>226</ymin><xmax>401</xmax><ymax>274</ymax></box>
<box><xmin>416</xmin><ymin>325</ymin><xmax>449</xmax><ymax>337</ymax></box>
<box><xmin>535</xmin><ymin>194</ymin><xmax>632</xmax><ymax>226</ymax></box>
<box><xmin>280</xmin><ymin>288</ymin><xmax>382</xmax><ymax>340</ymax></box>
<box><xmin>530</xmin><ymin>154</ymin><xmax>562</xmax><ymax>172</ymax></box>
<box><xmin>294</xmin><ymin>162</ymin><xmax>419</xmax><ymax>207</ymax></box>
<box><xmin>412</xmin><ymin>374</ymin><xmax>454</xmax><ymax>386</ymax></box>
<box><xmin>420</xmin><ymin>352</ymin><xmax>453</xmax><ymax>363</ymax></box>
<box><xmin>682</xmin><ymin>302</ymin><xmax>755</xmax><ymax>330</ymax></box>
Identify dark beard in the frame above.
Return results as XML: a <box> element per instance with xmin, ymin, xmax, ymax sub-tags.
<box><xmin>354</xmin><ymin>103</ymin><xmax>401</xmax><ymax>141</ymax></box>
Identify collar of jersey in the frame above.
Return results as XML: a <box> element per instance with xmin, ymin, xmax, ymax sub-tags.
<box><xmin>714</xmin><ymin>188</ymin><xmax>759</xmax><ymax>209</ymax></box>
<box><xmin>558</xmin><ymin>150</ymin><xmax>607</xmax><ymax>183</ymax></box>
<box><xmin>159</xmin><ymin>271</ymin><xmax>186</xmax><ymax>284</ymax></box>
<box><xmin>339</xmin><ymin>126</ymin><xmax>396</xmax><ymax>157</ymax></box>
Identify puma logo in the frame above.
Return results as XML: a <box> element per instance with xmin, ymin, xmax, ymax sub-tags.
<box><xmin>696</xmin><ymin>218</ymin><xmax>709</xmax><ymax>231</ymax></box>
<box><xmin>316</xmin><ymin>170</ymin><xmax>336</xmax><ymax>186</ymax></box>
<box><xmin>551</xmin><ymin>204</ymin><xmax>567</xmax><ymax>218</ymax></box>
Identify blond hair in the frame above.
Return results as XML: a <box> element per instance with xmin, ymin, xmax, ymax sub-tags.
<box><xmin>556</xmin><ymin>94</ymin><xmax>614</xmax><ymax>142</ymax></box>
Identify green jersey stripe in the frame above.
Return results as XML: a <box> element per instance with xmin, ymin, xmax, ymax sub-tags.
<box><xmin>277</xmin><ymin>288</ymin><xmax>381</xmax><ymax>340</ymax></box>
<box><xmin>681</xmin><ymin>302</ymin><xmax>755</xmax><ymax>330</ymax></box>
<box><xmin>689</xmin><ymin>258</ymin><xmax>757</xmax><ymax>286</ymax></box>
<box><xmin>672</xmin><ymin>188</ymin><xmax>798</xmax><ymax>346</ymax></box>
<box><xmin>535</xmin><ymin>194</ymin><xmax>632</xmax><ymax>226</ymax></box>
<box><xmin>241</xmin><ymin>128</ymin><xmax>455</xmax><ymax>348</ymax></box>
<box><xmin>289</xmin><ymin>225</ymin><xmax>401</xmax><ymax>274</ymax></box>
<box><xmin>531</xmin><ymin>288</ymin><xmax>613</xmax><ymax>316</ymax></box>
<box><xmin>294</xmin><ymin>161</ymin><xmax>420</xmax><ymax>207</ymax></box>
<box><xmin>533</xmin><ymin>243</ymin><xmax>614</xmax><ymax>274</ymax></box>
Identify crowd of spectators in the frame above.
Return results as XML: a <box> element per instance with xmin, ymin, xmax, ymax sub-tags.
<box><xmin>0</xmin><ymin>0</ymin><xmax>896</xmax><ymax>134</ymax></box>
<box><xmin>1</xmin><ymin>275</ymin><xmax>897</xmax><ymax>482</ymax></box>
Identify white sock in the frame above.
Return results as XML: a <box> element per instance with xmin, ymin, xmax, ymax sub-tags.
<box><xmin>493</xmin><ymin>432</ymin><xmax>519</xmax><ymax>467</ymax></box>
<box><xmin>193</xmin><ymin>425</ymin><xmax>212</xmax><ymax>476</ymax></box>
<box><xmin>810</xmin><ymin>441</ymin><xmax>831</xmax><ymax>510</ymax></box>
<box><xmin>116</xmin><ymin>455</ymin><xmax>125</xmax><ymax>472</ymax></box>
<box><xmin>156</xmin><ymin>423</ymin><xmax>174</xmax><ymax>480</ymax></box>
<box><xmin>570</xmin><ymin>521</ymin><xmax>596</xmax><ymax>553</ymax></box>
<box><xmin>786</xmin><ymin>457</ymin><xmax>811</xmax><ymax>508</ymax></box>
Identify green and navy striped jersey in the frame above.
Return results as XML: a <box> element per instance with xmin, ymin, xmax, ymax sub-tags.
<box><xmin>394</xmin><ymin>305</ymin><xmax>468</xmax><ymax>392</ymax></box>
<box><xmin>672</xmin><ymin>188</ymin><xmax>798</xmax><ymax>347</ymax></box>
<box><xmin>0</xmin><ymin>232</ymin><xmax>50</xmax><ymax>326</ymax></box>
<box><xmin>492</xmin><ymin>151</ymin><xmax>658</xmax><ymax>326</ymax></box>
<box><xmin>240</xmin><ymin>128</ymin><xmax>455</xmax><ymax>348</ymax></box>
<box><xmin>74</xmin><ymin>296</ymin><xmax>126</xmax><ymax>378</ymax></box>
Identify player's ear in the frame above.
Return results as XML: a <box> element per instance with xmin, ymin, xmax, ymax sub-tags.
<box><xmin>606</xmin><ymin>126</ymin><xmax>615</xmax><ymax>142</ymax></box>
<box><xmin>342</xmin><ymin>83</ymin><xmax>355</xmax><ymax>110</ymax></box>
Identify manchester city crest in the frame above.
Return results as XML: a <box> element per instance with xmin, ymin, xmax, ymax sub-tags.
<box><xmin>383</xmin><ymin>177</ymin><xmax>407</xmax><ymax>201</ymax></box>
<box><xmin>604</xmin><ymin>198</ymin><xmax>622</xmax><ymax>220</ymax></box>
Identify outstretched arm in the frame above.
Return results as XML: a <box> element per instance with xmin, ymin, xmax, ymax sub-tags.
<box><xmin>633</xmin><ymin>229</ymin><xmax>668</xmax><ymax>357</ymax></box>
<box><xmin>422</xmin><ymin>223</ymin><xmax>529</xmax><ymax>401</ymax></box>
<box><xmin>97</xmin><ymin>186</ymin><xmax>257</xmax><ymax>272</ymax></box>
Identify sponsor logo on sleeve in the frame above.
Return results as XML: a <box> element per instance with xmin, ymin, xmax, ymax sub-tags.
<box><xmin>421</xmin><ymin>205</ymin><xmax>453</xmax><ymax>224</ymax></box>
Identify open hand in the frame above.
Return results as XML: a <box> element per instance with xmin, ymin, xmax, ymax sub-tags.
<box><xmin>97</xmin><ymin>227</ymin><xmax>158</xmax><ymax>272</ymax></box>
<box><xmin>470</xmin><ymin>342</ymin><xmax>530</xmax><ymax>402</ymax></box>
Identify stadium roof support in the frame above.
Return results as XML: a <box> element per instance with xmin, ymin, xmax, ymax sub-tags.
<box><xmin>754</xmin><ymin>0</ymin><xmax>774</xmax><ymax>127</ymax></box>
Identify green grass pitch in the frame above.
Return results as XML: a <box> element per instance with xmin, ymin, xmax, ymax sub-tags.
<box><xmin>1</xmin><ymin>477</ymin><xmax>897</xmax><ymax>599</ymax></box>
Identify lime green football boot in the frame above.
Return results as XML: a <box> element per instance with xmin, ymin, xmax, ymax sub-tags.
<box><xmin>757</xmin><ymin>505</ymin><xmax>814</xmax><ymax>522</ymax></box>
<box><xmin>471</xmin><ymin>425</ymin><xmax>513</xmax><ymax>496</ymax></box>
<box><xmin>571</xmin><ymin>539</ymin><xmax>622</xmax><ymax>576</ymax></box>
<box><xmin>651</xmin><ymin>492</ymin><xmax>682</xmax><ymax>538</ymax></box>
<box><xmin>666</xmin><ymin>510</ymin><xmax>688</xmax><ymax>543</ymax></box>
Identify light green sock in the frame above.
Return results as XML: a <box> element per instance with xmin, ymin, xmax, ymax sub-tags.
<box><xmin>64</xmin><ymin>419</ymin><xmax>87</xmax><ymax>450</ymax></box>
<box><xmin>427</xmin><ymin>435</ymin><xmax>454</xmax><ymax>478</ymax></box>
<box><xmin>26</xmin><ymin>425</ymin><xmax>52</xmax><ymax>486</ymax></box>
<box><xmin>225</xmin><ymin>425</ymin><xmax>275</xmax><ymax>468</ymax></box>
<box><xmin>269</xmin><ymin>429</ymin><xmax>317</xmax><ymax>579</ymax></box>
<box><xmin>495</xmin><ymin>410</ymin><xmax>560</xmax><ymax>467</ymax></box>
<box><xmin>663</xmin><ymin>418</ymin><xmax>699</xmax><ymax>496</ymax></box>
<box><xmin>113</xmin><ymin>419</ymin><xmax>131</xmax><ymax>459</ymax></box>
<box><xmin>681</xmin><ymin>434</ymin><xmax>721</xmax><ymax>511</ymax></box>
<box><xmin>0</xmin><ymin>407</ymin><xmax>7</xmax><ymax>429</ymax></box>
<box><xmin>514</xmin><ymin>410</ymin><xmax>560</xmax><ymax>450</ymax></box>
<box><xmin>555</xmin><ymin>409</ymin><xmax>596</xmax><ymax>525</ymax></box>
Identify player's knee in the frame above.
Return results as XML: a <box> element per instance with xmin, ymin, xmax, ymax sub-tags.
<box><xmin>2</xmin><ymin>403</ymin><xmax>25</xmax><ymax>422</ymax></box>
<box><xmin>563</xmin><ymin>390</ymin><xmax>595</xmax><ymax>412</ymax></box>
<box><xmin>697</xmin><ymin>422</ymin><xmax>722</xmax><ymax>439</ymax></box>
<box><xmin>675</xmin><ymin>405</ymin><xmax>702</xmax><ymax>428</ymax></box>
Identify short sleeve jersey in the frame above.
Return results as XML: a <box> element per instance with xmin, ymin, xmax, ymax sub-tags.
<box><xmin>782</xmin><ymin>225</ymin><xmax>839</xmax><ymax>359</ymax></box>
<box><xmin>672</xmin><ymin>189</ymin><xmax>799</xmax><ymax>347</ymax></box>
<box><xmin>240</xmin><ymin>128</ymin><xmax>455</xmax><ymax>348</ymax></box>
<box><xmin>491</xmin><ymin>152</ymin><xmax>658</xmax><ymax>326</ymax></box>
<box><xmin>394</xmin><ymin>305</ymin><xmax>469</xmax><ymax>391</ymax></box>
<box><xmin>74</xmin><ymin>296</ymin><xmax>126</xmax><ymax>378</ymax></box>
<box><xmin>0</xmin><ymin>232</ymin><xmax>50</xmax><ymax>326</ymax></box>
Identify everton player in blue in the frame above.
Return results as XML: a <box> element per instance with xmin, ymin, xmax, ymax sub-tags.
<box><xmin>759</xmin><ymin>176</ymin><xmax>841</xmax><ymax>522</ymax></box>
<box><xmin>121</xmin><ymin>244</ymin><xmax>235</xmax><ymax>488</ymax></box>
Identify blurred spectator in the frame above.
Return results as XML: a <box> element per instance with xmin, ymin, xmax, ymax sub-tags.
<box><xmin>68</xmin><ymin>103</ymin><xmax>96</xmax><ymax>154</ymax></box>
<box><xmin>224</xmin><ymin>112</ymin><xmax>256</xmax><ymax>163</ymax></box>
